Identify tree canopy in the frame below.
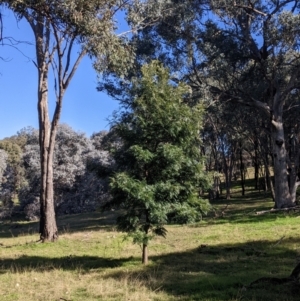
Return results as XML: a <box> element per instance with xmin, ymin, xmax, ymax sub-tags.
<box><xmin>100</xmin><ymin>0</ymin><xmax>300</xmax><ymax>208</ymax></box>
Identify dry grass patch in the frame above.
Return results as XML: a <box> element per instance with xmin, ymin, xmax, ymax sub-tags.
<box><xmin>1</xmin><ymin>190</ymin><xmax>300</xmax><ymax>300</ymax></box>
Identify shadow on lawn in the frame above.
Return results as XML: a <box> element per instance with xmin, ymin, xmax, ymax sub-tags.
<box><xmin>0</xmin><ymin>254</ymin><xmax>134</xmax><ymax>273</ymax></box>
<box><xmin>206</xmin><ymin>210</ymin><xmax>300</xmax><ymax>226</ymax></box>
<box><xmin>2</xmin><ymin>200</ymin><xmax>298</xmax><ymax>239</ymax></box>
<box><xmin>0</xmin><ymin>210</ymin><xmax>118</xmax><ymax>239</ymax></box>
<box><xmin>104</xmin><ymin>239</ymin><xmax>300</xmax><ymax>301</ymax></box>
<box><xmin>208</xmin><ymin>191</ymin><xmax>300</xmax><ymax>225</ymax></box>
<box><xmin>1</xmin><ymin>238</ymin><xmax>299</xmax><ymax>301</ymax></box>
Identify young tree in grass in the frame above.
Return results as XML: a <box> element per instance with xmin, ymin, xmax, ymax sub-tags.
<box><xmin>108</xmin><ymin>61</ymin><xmax>210</xmax><ymax>264</ymax></box>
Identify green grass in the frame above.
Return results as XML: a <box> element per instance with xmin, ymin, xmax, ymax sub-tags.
<box><xmin>1</xmin><ymin>184</ymin><xmax>300</xmax><ymax>300</ymax></box>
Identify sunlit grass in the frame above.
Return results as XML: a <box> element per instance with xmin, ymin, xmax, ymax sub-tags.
<box><xmin>1</xmin><ymin>183</ymin><xmax>300</xmax><ymax>301</ymax></box>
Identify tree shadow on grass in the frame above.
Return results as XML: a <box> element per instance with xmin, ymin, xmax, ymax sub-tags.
<box><xmin>103</xmin><ymin>238</ymin><xmax>300</xmax><ymax>301</ymax></box>
<box><xmin>2</xmin><ymin>209</ymin><xmax>296</xmax><ymax>240</ymax></box>
<box><xmin>205</xmin><ymin>210</ymin><xmax>300</xmax><ymax>226</ymax></box>
<box><xmin>0</xmin><ymin>238</ymin><xmax>299</xmax><ymax>300</ymax></box>
<box><xmin>0</xmin><ymin>254</ymin><xmax>135</xmax><ymax>274</ymax></box>
<box><xmin>0</xmin><ymin>210</ymin><xmax>118</xmax><ymax>239</ymax></box>
<box><xmin>208</xmin><ymin>192</ymin><xmax>300</xmax><ymax>225</ymax></box>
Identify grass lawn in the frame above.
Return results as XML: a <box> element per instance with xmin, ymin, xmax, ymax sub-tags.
<box><xmin>0</xmin><ymin>184</ymin><xmax>300</xmax><ymax>300</ymax></box>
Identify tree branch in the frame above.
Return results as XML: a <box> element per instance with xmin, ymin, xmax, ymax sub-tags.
<box><xmin>233</xmin><ymin>4</ymin><xmax>268</xmax><ymax>17</ymax></box>
<box><xmin>63</xmin><ymin>48</ymin><xmax>87</xmax><ymax>91</ymax></box>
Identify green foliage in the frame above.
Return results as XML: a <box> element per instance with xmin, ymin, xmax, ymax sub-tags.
<box><xmin>109</xmin><ymin>61</ymin><xmax>211</xmax><ymax>246</ymax></box>
<box><xmin>0</xmin><ymin>140</ymin><xmax>22</xmax><ymax>166</ymax></box>
<box><xmin>0</xmin><ymin>139</ymin><xmax>24</xmax><ymax>196</ymax></box>
<box><xmin>1</xmin><ymin>0</ymin><xmax>141</xmax><ymax>77</ymax></box>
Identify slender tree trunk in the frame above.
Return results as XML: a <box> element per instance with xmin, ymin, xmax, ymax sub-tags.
<box><xmin>263</xmin><ymin>134</ymin><xmax>276</xmax><ymax>201</ymax></box>
<box><xmin>288</xmin><ymin>166</ymin><xmax>300</xmax><ymax>203</ymax></box>
<box><xmin>254</xmin><ymin>140</ymin><xmax>259</xmax><ymax>190</ymax></box>
<box><xmin>142</xmin><ymin>243</ymin><xmax>148</xmax><ymax>265</ymax></box>
<box><xmin>213</xmin><ymin>174</ymin><xmax>220</xmax><ymax>199</ymax></box>
<box><xmin>224</xmin><ymin>165</ymin><xmax>231</xmax><ymax>200</ymax></box>
<box><xmin>239</xmin><ymin>143</ymin><xmax>245</xmax><ymax>196</ymax></box>
<box><xmin>142</xmin><ymin>211</ymin><xmax>150</xmax><ymax>265</ymax></box>
<box><xmin>263</xmin><ymin>153</ymin><xmax>269</xmax><ymax>192</ymax></box>
<box><xmin>223</xmin><ymin>151</ymin><xmax>235</xmax><ymax>200</ymax></box>
<box><xmin>262</xmin><ymin>155</ymin><xmax>276</xmax><ymax>201</ymax></box>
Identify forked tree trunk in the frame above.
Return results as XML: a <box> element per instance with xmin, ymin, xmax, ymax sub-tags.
<box><xmin>20</xmin><ymin>1</ymin><xmax>88</xmax><ymax>241</ymax></box>
<box><xmin>30</xmin><ymin>12</ymin><xmax>85</xmax><ymax>241</ymax></box>
<box><xmin>33</xmin><ymin>19</ymin><xmax>57</xmax><ymax>241</ymax></box>
<box><xmin>38</xmin><ymin>89</ymin><xmax>61</xmax><ymax>241</ymax></box>
<box><xmin>34</xmin><ymin>18</ymin><xmax>65</xmax><ymax>241</ymax></box>
<box><xmin>37</xmin><ymin>59</ymin><xmax>60</xmax><ymax>241</ymax></box>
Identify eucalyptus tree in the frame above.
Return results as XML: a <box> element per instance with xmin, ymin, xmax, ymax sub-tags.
<box><xmin>205</xmin><ymin>0</ymin><xmax>300</xmax><ymax>208</ymax></box>
<box><xmin>107</xmin><ymin>61</ymin><xmax>210</xmax><ymax>264</ymax></box>
<box><xmin>128</xmin><ymin>0</ymin><xmax>300</xmax><ymax>208</ymax></box>
<box><xmin>0</xmin><ymin>0</ymin><xmax>155</xmax><ymax>241</ymax></box>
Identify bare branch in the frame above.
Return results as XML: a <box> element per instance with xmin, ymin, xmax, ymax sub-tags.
<box><xmin>63</xmin><ymin>35</ymin><xmax>76</xmax><ymax>80</ymax></box>
<box><xmin>0</xmin><ymin>10</ymin><xmax>3</xmax><ymax>42</ymax></box>
<box><xmin>235</xmin><ymin>96</ymin><xmax>271</xmax><ymax>115</ymax></box>
<box><xmin>63</xmin><ymin>48</ymin><xmax>87</xmax><ymax>90</ymax></box>
<box><xmin>0</xmin><ymin>36</ymin><xmax>33</xmax><ymax>55</ymax></box>
<box><xmin>291</xmin><ymin>0</ymin><xmax>299</xmax><ymax>13</ymax></box>
<box><xmin>52</xmin><ymin>25</ymin><xmax>63</xmax><ymax>94</ymax></box>
<box><xmin>209</xmin><ymin>85</ymin><xmax>271</xmax><ymax>116</ymax></box>
<box><xmin>270</xmin><ymin>0</ymin><xmax>296</xmax><ymax>17</ymax></box>
<box><xmin>233</xmin><ymin>4</ymin><xmax>268</xmax><ymax>17</ymax></box>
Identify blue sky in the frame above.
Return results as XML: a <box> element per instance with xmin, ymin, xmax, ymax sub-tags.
<box><xmin>0</xmin><ymin>8</ymin><xmax>121</xmax><ymax>140</ymax></box>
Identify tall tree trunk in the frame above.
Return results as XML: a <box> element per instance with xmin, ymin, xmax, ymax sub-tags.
<box><xmin>37</xmin><ymin>61</ymin><xmax>59</xmax><ymax>242</ymax></box>
<box><xmin>272</xmin><ymin>119</ymin><xmax>294</xmax><ymax>208</ymax></box>
<box><xmin>35</xmin><ymin>18</ymin><xmax>60</xmax><ymax>241</ymax></box>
